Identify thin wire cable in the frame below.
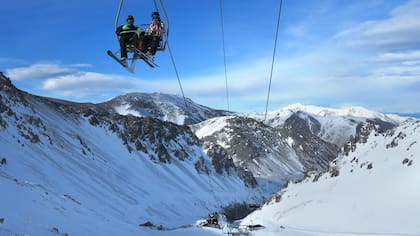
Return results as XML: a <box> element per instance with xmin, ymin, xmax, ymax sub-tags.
<box><xmin>167</xmin><ymin>43</ymin><xmax>189</xmax><ymax>111</ymax></box>
<box><xmin>264</xmin><ymin>0</ymin><xmax>283</xmax><ymax>121</ymax></box>
<box><xmin>219</xmin><ymin>0</ymin><xmax>230</xmax><ymax>111</ymax></box>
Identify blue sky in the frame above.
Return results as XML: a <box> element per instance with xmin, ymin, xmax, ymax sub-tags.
<box><xmin>1</xmin><ymin>0</ymin><xmax>420</xmax><ymax>113</ymax></box>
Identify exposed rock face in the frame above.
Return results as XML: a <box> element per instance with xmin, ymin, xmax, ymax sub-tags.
<box><xmin>280</xmin><ymin>112</ymin><xmax>339</xmax><ymax>171</ymax></box>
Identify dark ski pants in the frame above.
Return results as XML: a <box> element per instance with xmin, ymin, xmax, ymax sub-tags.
<box><xmin>149</xmin><ymin>35</ymin><xmax>161</xmax><ymax>55</ymax></box>
<box><xmin>119</xmin><ymin>33</ymin><xmax>138</xmax><ymax>58</ymax></box>
<box><xmin>140</xmin><ymin>35</ymin><xmax>161</xmax><ymax>55</ymax></box>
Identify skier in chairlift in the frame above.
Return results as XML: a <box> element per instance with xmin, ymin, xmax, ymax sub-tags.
<box><xmin>116</xmin><ymin>15</ymin><xmax>144</xmax><ymax>63</ymax></box>
<box><xmin>138</xmin><ymin>11</ymin><xmax>166</xmax><ymax>60</ymax></box>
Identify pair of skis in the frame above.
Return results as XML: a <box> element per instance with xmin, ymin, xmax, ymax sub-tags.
<box><xmin>107</xmin><ymin>49</ymin><xmax>158</xmax><ymax>73</ymax></box>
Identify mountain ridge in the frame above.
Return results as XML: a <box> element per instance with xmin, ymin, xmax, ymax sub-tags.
<box><xmin>0</xmin><ymin>73</ymin><xmax>265</xmax><ymax>235</ymax></box>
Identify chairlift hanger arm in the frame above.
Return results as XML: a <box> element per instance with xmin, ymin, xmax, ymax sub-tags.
<box><xmin>116</xmin><ymin>0</ymin><xmax>124</xmax><ymax>33</ymax></box>
<box><xmin>153</xmin><ymin>0</ymin><xmax>169</xmax><ymax>50</ymax></box>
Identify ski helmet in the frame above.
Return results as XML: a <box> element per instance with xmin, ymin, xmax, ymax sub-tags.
<box><xmin>126</xmin><ymin>15</ymin><xmax>134</xmax><ymax>21</ymax></box>
<box><xmin>152</xmin><ymin>11</ymin><xmax>160</xmax><ymax>18</ymax></box>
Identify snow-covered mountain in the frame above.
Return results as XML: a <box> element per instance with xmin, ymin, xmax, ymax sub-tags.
<box><xmin>191</xmin><ymin>114</ymin><xmax>339</xmax><ymax>186</ymax></box>
<box><xmin>100</xmin><ymin>92</ymin><xmax>232</xmax><ymax>125</ymax></box>
<box><xmin>1</xmin><ymin>71</ymin><xmax>416</xmax><ymax>236</ymax></box>
<box><xmin>248</xmin><ymin>103</ymin><xmax>404</xmax><ymax>148</ymax></box>
<box><xmin>97</xmin><ymin>94</ymin><xmax>402</xmax><ymax>188</ymax></box>
<box><xmin>265</xmin><ymin>103</ymin><xmax>405</xmax><ymax>124</ymax></box>
<box><xmin>98</xmin><ymin>95</ymin><xmax>404</xmax><ymax>182</ymax></box>
<box><xmin>240</xmin><ymin>118</ymin><xmax>420</xmax><ymax>236</ymax></box>
<box><xmin>191</xmin><ymin>106</ymin><xmax>401</xmax><ymax>187</ymax></box>
<box><xmin>0</xmin><ymin>73</ymin><xmax>265</xmax><ymax>235</ymax></box>
<box><xmin>192</xmin><ymin>116</ymin><xmax>304</xmax><ymax>182</ymax></box>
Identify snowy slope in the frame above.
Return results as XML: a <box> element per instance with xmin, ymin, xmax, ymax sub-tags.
<box><xmin>240</xmin><ymin>119</ymin><xmax>420</xmax><ymax>236</ymax></box>
<box><xmin>2</xmin><ymin>71</ymin><xmax>417</xmax><ymax>236</ymax></box>
<box><xmin>0</xmin><ymin>74</ymin><xmax>267</xmax><ymax>235</ymax></box>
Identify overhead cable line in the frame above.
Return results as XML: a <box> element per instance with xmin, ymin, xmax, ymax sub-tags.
<box><xmin>167</xmin><ymin>43</ymin><xmax>189</xmax><ymax>111</ymax></box>
<box><xmin>151</xmin><ymin>0</ymin><xmax>188</xmax><ymax>110</ymax></box>
<box><xmin>219</xmin><ymin>0</ymin><xmax>230</xmax><ymax>112</ymax></box>
<box><xmin>264</xmin><ymin>0</ymin><xmax>284</xmax><ymax>121</ymax></box>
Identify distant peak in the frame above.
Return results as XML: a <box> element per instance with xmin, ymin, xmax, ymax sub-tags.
<box><xmin>281</xmin><ymin>103</ymin><xmax>335</xmax><ymax>116</ymax></box>
<box><xmin>281</xmin><ymin>103</ymin><xmax>378</xmax><ymax>117</ymax></box>
<box><xmin>266</xmin><ymin>103</ymin><xmax>405</xmax><ymax>124</ymax></box>
<box><xmin>284</xmin><ymin>103</ymin><xmax>323</xmax><ymax>112</ymax></box>
<box><xmin>340</xmin><ymin>106</ymin><xmax>379</xmax><ymax>116</ymax></box>
<box><xmin>117</xmin><ymin>92</ymin><xmax>184</xmax><ymax>101</ymax></box>
<box><xmin>283</xmin><ymin>103</ymin><xmax>305</xmax><ymax>110</ymax></box>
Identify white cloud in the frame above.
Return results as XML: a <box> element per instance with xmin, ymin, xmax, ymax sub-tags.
<box><xmin>319</xmin><ymin>0</ymin><xmax>420</xmax><ymax>113</ymax></box>
<box><xmin>6</xmin><ymin>63</ymin><xmax>79</xmax><ymax>81</ymax></box>
<box><xmin>335</xmin><ymin>0</ymin><xmax>420</xmax><ymax>51</ymax></box>
<box><xmin>369</xmin><ymin>51</ymin><xmax>420</xmax><ymax>62</ymax></box>
<box><xmin>41</xmin><ymin>72</ymin><xmax>136</xmax><ymax>97</ymax></box>
<box><xmin>68</xmin><ymin>64</ymin><xmax>93</xmax><ymax>68</ymax></box>
<box><xmin>5</xmin><ymin>63</ymin><xmax>138</xmax><ymax>99</ymax></box>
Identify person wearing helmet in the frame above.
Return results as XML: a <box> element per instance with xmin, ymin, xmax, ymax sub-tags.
<box><xmin>139</xmin><ymin>11</ymin><xmax>165</xmax><ymax>59</ymax></box>
<box><xmin>116</xmin><ymin>15</ymin><xmax>144</xmax><ymax>62</ymax></box>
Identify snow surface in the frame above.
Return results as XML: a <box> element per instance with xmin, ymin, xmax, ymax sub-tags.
<box><xmin>192</xmin><ymin>116</ymin><xmax>235</xmax><ymax>150</ymax></box>
<box><xmin>1</xmin><ymin>106</ymin><xmax>418</xmax><ymax>235</ymax></box>
<box><xmin>238</xmin><ymin>119</ymin><xmax>420</xmax><ymax>236</ymax></box>
<box><xmin>193</xmin><ymin>116</ymin><xmax>233</xmax><ymax>139</ymax></box>
<box><xmin>1</xmin><ymin>74</ymin><xmax>418</xmax><ymax>236</ymax></box>
<box><xmin>114</xmin><ymin>104</ymin><xmax>144</xmax><ymax>117</ymax></box>
<box><xmin>0</xmin><ymin>91</ymin><xmax>269</xmax><ymax>235</ymax></box>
